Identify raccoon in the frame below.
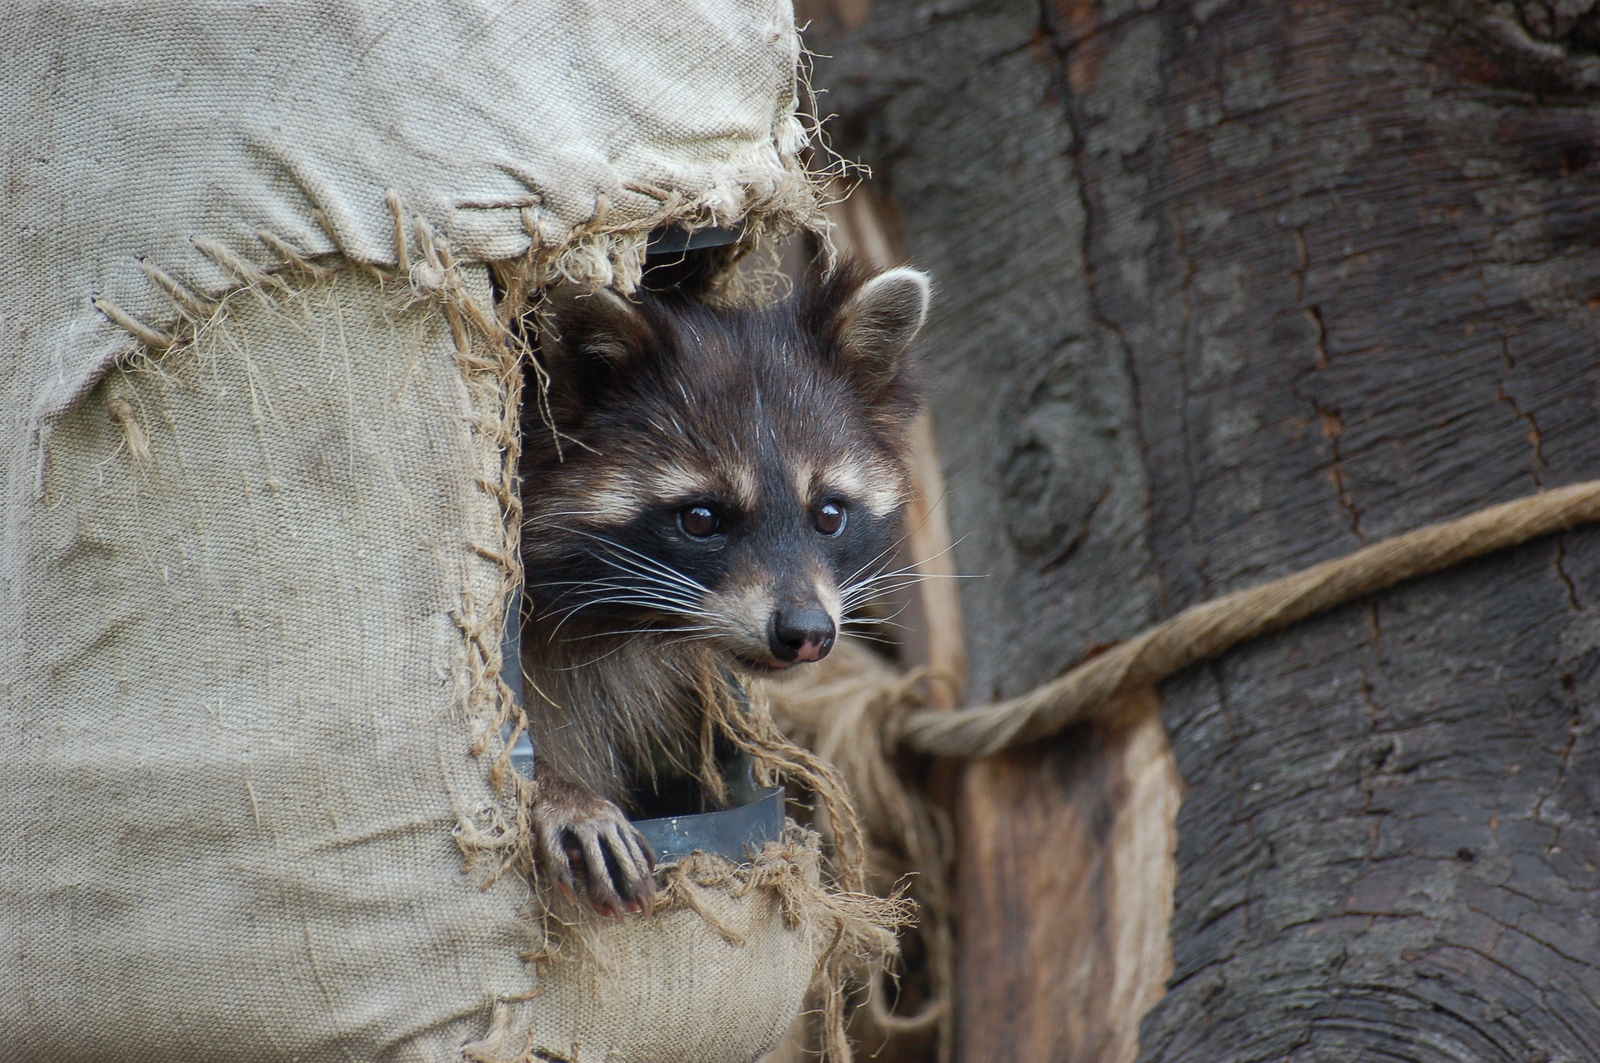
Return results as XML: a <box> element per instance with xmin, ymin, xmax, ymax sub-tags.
<box><xmin>519</xmin><ymin>261</ymin><xmax>931</xmax><ymax>915</ymax></box>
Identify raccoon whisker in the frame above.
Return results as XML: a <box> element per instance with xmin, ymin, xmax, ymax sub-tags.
<box><xmin>539</xmin><ymin>573</ymin><xmax>702</xmax><ymax>595</ymax></box>
<box><xmin>545</xmin><ymin>594</ymin><xmax>706</xmax><ymax>622</ymax></box>
<box><xmin>544</xmin><ymin>602</ymin><xmax>701</xmax><ymax>627</ymax></box>
<box><xmin>840</xmin><ymin>590</ymin><xmax>923</xmax><ymax>616</ymax></box>
<box><xmin>836</xmin><ymin>555</ymin><xmax>903</xmax><ymax>598</ymax></box>
<box><xmin>594</xmin><ymin>556</ymin><xmax>709</xmax><ymax>601</ymax></box>
<box><xmin>840</xmin><ymin>541</ymin><xmax>913</xmax><ymax>592</ymax></box>
<box><xmin>896</xmin><ymin>533</ymin><xmax>970</xmax><ymax>575</ymax></box>
<box><xmin>531</xmin><ymin>577</ymin><xmax>702</xmax><ymax>609</ymax></box>
<box><xmin>558</xmin><ymin>529</ymin><xmax>713</xmax><ymax>597</ymax></box>
<box><xmin>840</xmin><ymin>601</ymin><xmax>918</xmax><ymax>634</ymax></box>
<box><xmin>838</xmin><ymin>617</ymin><xmax>915</xmax><ymax>633</ymax></box>
<box><xmin>839</xmin><ymin>600</ymin><xmax>918</xmax><ymax>634</ymax></box>
<box><xmin>543</xmin><ymin>595</ymin><xmax>711</xmax><ymax>637</ymax></box>
<box><xmin>874</xmin><ymin>599</ymin><xmax>920</xmax><ymax>624</ymax></box>
<box><xmin>534</xmin><ymin>584</ymin><xmax>702</xmax><ymax>616</ymax></box>
<box><xmin>850</xmin><ymin>568</ymin><xmax>977</xmax><ymax>590</ymax></box>
<box><xmin>841</xmin><ymin>576</ymin><xmax>927</xmax><ymax>600</ymax></box>
<box><xmin>569</xmin><ymin>578</ymin><xmax>706</xmax><ymax>619</ymax></box>
<box><xmin>839</xmin><ymin>533</ymin><xmax>974</xmax><ymax>596</ymax></box>
<box><xmin>529</xmin><ymin>508</ymin><xmax>634</xmax><ymax>521</ymax></box>
<box><xmin>534</xmin><ymin>528</ymin><xmax>704</xmax><ymax>592</ymax></box>
<box><xmin>530</xmin><ymin>586</ymin><xmax>682</xmax><ymax>615</ymax></box>
<box><xmin>836</xmin><ymin>515</ymin><xmax>963</xmax><ymax>591</ymax></box>
<box><xmin>528</xmin><ymin>576</ymin><xmax>666</xmax><ymax>589</ymax></box>
<box><xmin>839</xmin><ymin>579</ymin><xmax>928</xmax><ymax>611</ymax></box>
<box><xmin>576</xmin><ymin>548</ymin><xmax>712</xmax><ymax>607</ymax></box>
<box><xmin>550</xmin><ymin>624</ymin><xmax>732</xmax><ymax>669</ymax></box>
<box><xmin>662</xmin><ymin>633</ymin><xmax>739</xmax><ymax>649</ymax></box>
<box><xmin>587</xmin><ymin>558</ymin><xmax>708</xmax><ymax>603</ymax></box>
<box><xmin>846</xmin><ymin>557</ymin><xmax>976</xmax><ymax>589</ymax></box>
<box><xmin>531</xmin><ymin>563</ymin><xmax>707</xmax><ymax>611</ymax></box>
<box><xmin>835</xmin><ymin>629</ymin><xmax>900</xmax><ymax>648</ymax></box>
<box><xmin>839</xmin><ymin>623</ymin><xmax>897</xmax><ymax>638</ymax></box>
<box><xmin>837</xmin><ymin>567</ymin><xmax>980</xmax><ymax>608</ymax></box>
<box><xmin>848</xmin><ymin>563</ymin><xmax>927</xmax><ymax>586</ymax></box>
<box><xmin>545</xmin><ymin>640</ymin><xmax>645</xmax><ymax>672</ymax></box>
<box><xmin>564</xmin><ymin>624</ymin><xmax>722</xmax><ymax>642</ymax></box>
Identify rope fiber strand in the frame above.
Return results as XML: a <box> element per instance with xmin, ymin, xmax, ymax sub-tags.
<box><xmin>897</xmin><ymin>480</ymin><xmax>1600</xmax><ymax>758</ymax></box>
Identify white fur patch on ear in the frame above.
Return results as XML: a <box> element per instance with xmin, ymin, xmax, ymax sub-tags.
<box><xmin>588</xmin><ymin>288</ymin><xmax>634</xmax><ymax>314</ymax></box>
<box><xmin>834</xmin><ymin>267</ymin><xmax>931</xmax><ymax>389</ymax></box>
<box><xmin>576</xmin><ymin>289</ymin><xmax>643</xmax><ymax>362</ymax></box>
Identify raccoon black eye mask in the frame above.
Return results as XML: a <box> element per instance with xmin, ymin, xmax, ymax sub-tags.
<box><xmin>518</xmin><ymin>260</ymin><xmax>931</xmax><ymax>915</ymax></box>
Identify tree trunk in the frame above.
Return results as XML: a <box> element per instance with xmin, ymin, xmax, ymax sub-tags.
<box><xmin>809</xmin><ymin>1</ymin><xmax>1600</xmax><ymax>1059</ymax></box>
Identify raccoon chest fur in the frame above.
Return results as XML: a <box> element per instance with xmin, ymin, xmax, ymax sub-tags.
<box><xmin>516</xmin><ymin>261</ymin><xmax>931</xmax><ymax>913</ymax></box>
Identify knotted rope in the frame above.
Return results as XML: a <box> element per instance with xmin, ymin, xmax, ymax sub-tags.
<box><xmin>765</xmin><ymin>480</ymin><xmax>1600</xmax><ymax>1061</ymax></box>
<box><xmin>897</xmin><ymin>479</ymin><xmax>1600</xmax><ymax>758</ymax></box>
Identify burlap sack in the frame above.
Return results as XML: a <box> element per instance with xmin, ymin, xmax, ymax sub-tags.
<box><xmin>0</xmin><ymin>3</ymin><xmax>842</xmax><ymax>1061</ymax></box>
<box><xmin>1</xmin><ymin>0</ymin><xmax>813</xmax><ymax>462</ymax></box>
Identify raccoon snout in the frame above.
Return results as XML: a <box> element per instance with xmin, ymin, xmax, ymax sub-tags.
<box><xmin>767</xmin><ymin>607</ymin><xmax>836</xmax><ymax>664</ymax></box>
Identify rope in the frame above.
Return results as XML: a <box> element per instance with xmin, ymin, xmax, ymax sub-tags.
<box><xmin>897</xmin><ymin>480</ymin><xmax>1600</xmax><ymax>758</ymax></box>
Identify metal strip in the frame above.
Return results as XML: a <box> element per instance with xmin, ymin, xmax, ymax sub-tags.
<box><xmin>634</xmin><ymin>786</ymin><xmax>787</xmax><ymax>865</ymax></box>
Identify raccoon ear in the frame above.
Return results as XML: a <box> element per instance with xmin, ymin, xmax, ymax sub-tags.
<box><xmin>829</xmin><ymin>267</ymin><xmax>931</xmax><ymax>397</ymax></box>
<box><xmin>538</xmin><ymin>286</ymin><xmax>657</xmax><ymax>407</ymax></box>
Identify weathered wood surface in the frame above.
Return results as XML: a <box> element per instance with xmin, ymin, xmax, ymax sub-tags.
<box><xmin>809</xmin><ymin>1</ymin><xmax>1600</xmax><ymax>1060</ymax></box>
<box><xmin>958</xmin><ymin>690</ymin><xmax>1177</xmax><ymax>1063</ymax></box>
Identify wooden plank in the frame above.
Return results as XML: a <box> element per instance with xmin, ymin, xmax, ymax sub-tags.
<box><xmin>810</xmin><ymin>0</ymin><xmax>1600</xmax><ymax>1058</ymax></box>
<box><xmin>958</xmin><ymin>691</ymin><xmax>1178</xmax><ymax>1063</ymax></box>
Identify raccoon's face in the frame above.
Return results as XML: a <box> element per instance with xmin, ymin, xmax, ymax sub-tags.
<box><xmin>521</xmin><ymin>262</ymin><xmax>931</xmax><ymax>674</ymax></box>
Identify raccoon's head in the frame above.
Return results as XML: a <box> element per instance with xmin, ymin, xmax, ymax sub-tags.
<box><xmin>521</xmin><ymin>261</ymin><xmax>931</xmax><ymax>675</ymax></box>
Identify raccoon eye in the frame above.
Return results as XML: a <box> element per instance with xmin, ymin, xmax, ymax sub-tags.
<box><xmin>814</xmin><ymin>500</ymin><xmax>847</xmax><ymax>537</ymax></box>
<box><xmin>679</xmin><ymin>504</ymin><xmax>722</xmax><ymax>538</ymax></box>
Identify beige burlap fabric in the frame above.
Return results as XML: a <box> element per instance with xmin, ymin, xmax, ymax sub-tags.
<box><xmin>0</xmin><ymin>3</ymin><xmax>831</xmax><ymax>1061</ymax></box>
<box><xmin>2</xmin><ymin>0</ymin><xmax>812</xmax><ymax>470</ymax></box>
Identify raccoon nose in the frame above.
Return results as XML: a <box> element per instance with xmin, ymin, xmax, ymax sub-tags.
<box><xmin>768</xmin><ymin>608</ymin><xmax>836</xmax><ymax>664</ymax></box>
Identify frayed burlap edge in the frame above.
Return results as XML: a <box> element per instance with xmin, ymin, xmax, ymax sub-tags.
<box><xmin>95</xmin><ymin>197</ymin><xmax>533</xmax><ymax>880</ymax></box>
<box><xmin>95</xmin><ymin>159</ymin><xmax>836</xmax><ymax>838</ymax></box>
<box><xmin>700</xmin><ymin>678</ymin><xmax>902</xmax><ymax>1063</ymax></box>
<box><xmin>90</xmin><ymin>161</ymin><xmax>903</xmax><ymax>1063</ymax></box>
<box><xmin>763</xmin><ymin>643</ymin><xmax>958</xmax><ymax>1063</ymax></box>
<box><xmin>512</xmin><ymin>825</ymin><xmax>910</xmax><ymax>1063</ymax></box>
<box><xmin>490</xmin><ymin>161</ymin><xmax>830</xmax><ymax>311</ymax></box>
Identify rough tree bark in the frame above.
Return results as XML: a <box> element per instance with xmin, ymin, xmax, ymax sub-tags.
<box><xmin>809</xmin><ymin>1</ymin><xmax>1600</xmax><ymax>1060</ymax></box>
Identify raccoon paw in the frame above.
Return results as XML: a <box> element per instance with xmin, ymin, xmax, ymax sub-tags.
<box><xmin>531</xmin><ymin>781</ymin><xmax>656</xmax><ymax>917</ymax></box>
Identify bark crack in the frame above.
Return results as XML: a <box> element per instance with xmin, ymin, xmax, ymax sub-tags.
<box><xmin>1552</xmin><ymin>534</ymin><xmax>1581</xmax><ymax>612</ymax></box>
<box><xmin>1288</xmin><ymin>225</ymin><xmax>1309</xmax><ymax>306</ymax></box>
<box><xmin>1207</xmin><ymin>657</ymin><xmax>1255</xmax><ymax>936</ymax></box>
<box><xmin>1495</xmin><ymin>334</ymin><xmax>1548</xmax><ymax>489</ymax></box>
<box><xmin>1281</xmin><ymin>226</ymin><xmax>1367</xmax><ymax>547</ymax></box>
<box><xmin>1301</xmin><ymin>307</ymin><xmax>1367</xmax><ymax>545</ymax></box>
<box><xmin>1357</xmin><ymin>600</ymin><xmax>1386</xmax><ymax>858</ymax></box>
<box><xmin>1453</xmin><ymin>912</ymin><xmax>1513</xmax><ymax>968</ymax></box>
<box><xmin>1533</xmin><ymin>706</ymin><xmax>1581</xmax><ymax>845</ymax></box>
<box><xmin>1036</xmin><ymin>0</ymin><xmax>1167</xmax><ymax>609</ymax></box>
<box><xmin>1505</xmin><ymin>920</ymin><xmax>1600</xmax><ymax>974</ymax></box>
<box><xmin>1171</xmin><ymin>218</ymin><xmax>1209</xmax><ymax>597</ymax></box>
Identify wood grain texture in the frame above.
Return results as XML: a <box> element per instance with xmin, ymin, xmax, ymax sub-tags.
<box><xmin>812</xmin><ymin>0</ymin><xmax>1600</xmax><ymax>1059</ymax></box>
<box><xmin>824</xmin><ymin>182</ymin><xmax>969</xmax><ymax>705</ymax></box>
<box><xmin>810</xmin><ymin>4</ymin><xmax>1170</xmax><ymax>1059</ymax></box>
<box><xmin>958</xmin><ymin>691</ymin><xmax>1178</xmax><ymax>1063</ymax></box>
<box><xmin>1047</xmin><ymin>3</ymin><xmax>1600</xmax><ymax>1059</ymax></box>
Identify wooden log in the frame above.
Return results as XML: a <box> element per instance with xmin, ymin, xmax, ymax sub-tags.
<box><xmin>811</xmin><ymin>0</ymin><xmax>1600</xmax><ymax>1059</ymax></box>
<box><xmin>958</xmin><ymin>691</ymin><xmax>1178</xmax><ymax>1063</ymax></box>
<box><xmin>825</xmin><ymin>180</ymin><xmax>969</xmax><ymax>707</ymax></box>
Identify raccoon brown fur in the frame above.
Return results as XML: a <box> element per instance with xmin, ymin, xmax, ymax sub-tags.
<box><xmin>519</xmin><ymin>260</ymin><xmax>931</xmax><ymax>915</ymax></box>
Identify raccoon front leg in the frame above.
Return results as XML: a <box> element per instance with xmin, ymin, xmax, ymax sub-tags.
<box><xmin>530</xmin><ymin>771</ymin><xmax>656</xmax><ymax>916</ymax></box>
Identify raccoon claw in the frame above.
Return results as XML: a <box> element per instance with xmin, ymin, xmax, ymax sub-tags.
<box><xmin>533</xmin><ymin>787</ymin><xmax>656</xmax><ymax>917</ymax></box>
